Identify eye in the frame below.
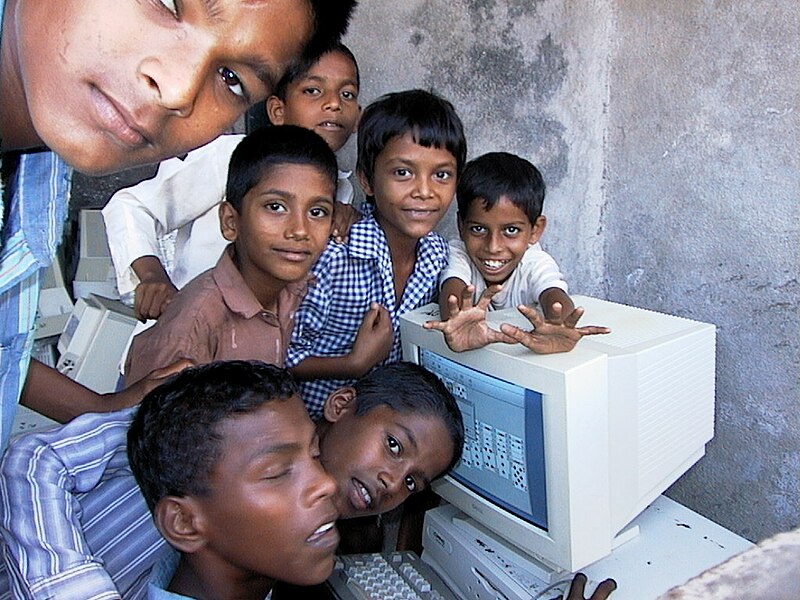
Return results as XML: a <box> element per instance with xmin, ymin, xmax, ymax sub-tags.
<box><xmin>158</xmin><ymin>0</ymin><xmax>179</xmax><ymax>17</ymax></box>
<box><xmin>404</xmin><ymin>475</ymin><xmax>417</xmax><ymax>493</ymax></box>
<box><xmin>341</xmin><ymin>90</ymin><xmax>357</xmax><ymax>101</ymax></box>
<box><xmin>468</xmin><ymin>225</ymin><xmax>487</xmax><ymax>235</ymax></box>
<box><xmin>393</xmin><ymin>168</ymin><xmax>412</xmax><ymax>178</ymax></box>
<box><xmin>433</xmin><ymin>170</ymin><xmax>453</xmax><ymax>182</ymax></box>
<box><xmin>303</xmin><ymin>86</ymin><xmax>322</xmax><ymax>97</ymax></box>
<box><xmin>310</xmin><ymin>205</ymin><xmax>331</xmax><ymax>219</ymax></box>
<box><xmin>504</xmin><ymin>226</ymin><xmax>521</xmax><ymax>236</ymax></box>
<box><xmin>265</xmin><ymin>202</ymin><xmax>287</xmax><ymax>213</ymax></box>
<box><xmin>387</xmin><ymin>435</ymin><xmax>402</xmax><ymax>456</ymax></box>
<box><xmin>262</xmin><ymin>466</ymin><xmax>291</xmax><ymax>480</ymax></box>
<box><xmin>218</xmin><ymin>67</ymin><xmax>246</xmax><ymax>98</ymax></box>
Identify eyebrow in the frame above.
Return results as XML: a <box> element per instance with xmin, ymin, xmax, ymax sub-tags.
<box><xmin>301</xmin><ymin>74</ymin><xmax>359</xmax><ymax>88</ymax></box>
<box><xmin>257</xmin><ymin>188</ymin><xmax>335</xmax><ymax>204</ymax></box>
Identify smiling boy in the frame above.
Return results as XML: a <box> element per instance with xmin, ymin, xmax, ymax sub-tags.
<box><xmin>124</xmin><ymin>124</ymin><xmax>336</xmax><ymax>385</ymax></box>
<box><xmin>0</xmin><ymin>0</ymin><xmax>356</xmax><ymax>450</ymax></box>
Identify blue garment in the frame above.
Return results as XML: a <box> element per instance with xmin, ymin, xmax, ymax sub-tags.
<box><xmin>286</xmin><ymin>214</ymin><xmax>449</xmax><ymax>418</ymax></box>
<box><xmin>0</xmin><ymin>407</ymin><xmax>165</xmax><ymax>600</ymax></box>
<box><xmin>0</xmin><ymin>151</ymin><xmax>71</xmax><ymax>449</ymax></box>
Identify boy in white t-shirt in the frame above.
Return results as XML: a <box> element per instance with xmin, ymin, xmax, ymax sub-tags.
<box><xmin>425</xmin><ymin>152</ymin><xmax>609</xmax><ymax>354</ymax></box>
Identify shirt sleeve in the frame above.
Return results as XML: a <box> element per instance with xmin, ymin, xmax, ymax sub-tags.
<box><xmin>101</xmin><ymin>135</ymin><xmax>241</xmax><ymax>298</ymax></box>
<box><xmin>0</xmin><ymin>409</ymin><xmax>137</xmax><ymax>600</ymax></box>
<box><xmin>439</xmin><ymin>239</ymin><xmax>474</xmax><ymax>288</ymax></box>
<box><xmin>523</xmin><ymin>243</ymin><xmax>569</xmax><ymax>304</ymax></box>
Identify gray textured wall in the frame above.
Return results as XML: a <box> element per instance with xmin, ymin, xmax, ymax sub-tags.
<box><xmin>345</xmin><ymin>1</ymin><xmax>799</xmax><ymax>542</ymax></box>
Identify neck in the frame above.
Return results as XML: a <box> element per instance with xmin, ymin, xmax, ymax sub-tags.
<box><xmin>169</xmin><ymin>553</ymin><xmax>275</xmax><ymax>600</ymax></box>
<box><xmin>0</xmin><ymin>0</ymin><xmax>44</xmax><ymax>152</ymax></box>
<box><xmin>230</xmin><ymin>246</ymin><xmax>283</xmax><ymax>313</ymax></box>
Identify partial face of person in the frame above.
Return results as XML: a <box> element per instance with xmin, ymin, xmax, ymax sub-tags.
<box><xmin>12</xmin><ymin>0</ymin><xmax>313</xmax><ymax>175</ymax></box>
<box><xmin>222</xmin><ymin>163</ymin><xmax>334</xmax><ymax>297</ymax></box>
<box><xmin>458</xmin><ymin>195</ymin><xmax>545</xmax><ymax>286</ymax></box>
<box><xmin>360</xmin><ymin>133</ymin><xmax>458</xmax><ymax>246</ymax></box>
<box><xmin>195</xmin><ymin>395</ymin><xmax>339</xmax><ymax>586</ymax></box>
<box><xmin>320</xmin><ymin>402</ymin><xmax>455</xmax><ymax>519</ymax></box>
<box><xmin>269</xmin><ymin>50</ymin><xmax>360</xmax><ymax>153</ymax></box>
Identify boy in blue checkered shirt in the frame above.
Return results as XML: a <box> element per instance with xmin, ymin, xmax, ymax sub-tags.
<box><xmin>287</xmin><ymin>89</ymin><xmax>467</xmax><ymax>417</ymax></box>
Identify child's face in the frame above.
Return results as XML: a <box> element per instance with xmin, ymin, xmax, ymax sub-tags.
<box><xmin>194</xmin><ymin>395</ymin><xmax>339</xmax><ymax>586</ymax></box>
<box><xmin>458</xmin><ymin>195</ymin><xmax>545</xmax><ymax>286</ymax></box>
<box><xmin>360</xmin><ymin>133</ymin><xmax>458</xmax><ymax>245</ymax></box>
<box><xmin>319</xmin><ymin>404</ymin><xmax>455</xmax><ymax>519</ymax></box>
<box><xmin>9</xmin><ymin>0</ymin><xmax>312</xmax><ymax>175</ymax></box>
<box><xmin>222</xmin><ymin>163</ymin><xmax>335</xmax><ymax>294</ymax></box>
<box><xmin>268</xmin><ymin>50</ymin><xmax>360</xmax><ymax>153</ymax></box>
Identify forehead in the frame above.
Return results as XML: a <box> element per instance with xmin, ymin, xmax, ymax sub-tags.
<box><xmin>246</xmin><ymin>162</ymin><xmax>336</xmax><ymax>196</ymax></box>
<box><xmin>378</xmin><ymin>133</ymin><xmax>458</xmax><ymax>165</ymax></box>
<box><xmin>463</xmin><ymin>195</ymin><xmax>530</xmax><ymax>223</ymax></box>
<box><xmin>298</xmin><ymin>51</ymin><xmax>359</xmax><ymax>84</ymax></box>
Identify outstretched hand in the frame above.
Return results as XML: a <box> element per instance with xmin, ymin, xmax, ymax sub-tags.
<box><xmin>555</xmin><ymin>573</ymin><xmax>617</xmax><ymax>600</ymax></box>
<box><xmin>500</xmin><ymin>302</ymin><xmax>610</xmax><ymax>355</ymax></box>
<box><xmin>424</xmin><ymin>285</ymin><xmax>516</xmax><ymax>352</ymax></box>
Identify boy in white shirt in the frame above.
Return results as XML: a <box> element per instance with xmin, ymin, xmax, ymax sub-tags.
<box><xmin>102</xmin><ymin>44</ymin><xmax>361</xmax><ymax>322</ymax></box>
<box><xmin>426</xmin><ymin>151</ymin><xmax>610</xmax><ymax>354</ymax></box>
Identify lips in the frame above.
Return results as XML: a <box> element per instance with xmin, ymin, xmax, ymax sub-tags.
<box><xmin>306</xmin><ymin>519</ymin><xmax>338</xmax><ymax>545</ymax></box>
<box><xmin>90</xmin><ymin>86</ymin><xmax>151</xmax><ymax>148</ymax></box>
<box><xmin>317</xmin><ymin>120</ymin><xmax>343</xmax><ymax>129</ymax></box>
<box><xmin>273</xmin><ymin>247</ymin><xmax>312</xmax><ymax>262</ymax></box>
<box><xmin>481</xmin><ymin>258</ymin><xmax>511</xmax><ymax>272</ymax></box>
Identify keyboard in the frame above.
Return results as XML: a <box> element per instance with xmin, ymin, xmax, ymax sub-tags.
<box><xmin>326</xmin><ymin>551</ymin><xmax>459</xmax><ymax>600</ymax></box>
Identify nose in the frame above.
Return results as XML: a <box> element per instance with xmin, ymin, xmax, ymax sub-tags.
<box><xmin>286</xmin><ymin>212</ymin><xmax>310</xmax><ymax>240</ymax></box>
<box><xmin>378</xmin><ymin>463</ymin><xmax>408</xmax><ymax>498</ymax></box>
<box><xmin>322</xmin><ymin>90</ymin><xmax>341</xmax><ymax>112</ymax></box>
<box><xmin>138</xmin><ymin>45</ymin><xmax>209</xmax><ymax>117</ymax></box>
<box><xmin>412</xmin><ymin>176</ymin><xmax>433</xmax><ymax>200</ymax></box>
<box><xmin>306</xmin><ymin>459</ymin><xmax>338</xmax><ymax>507</ymax></box>
<box><xmin>486</xmin><ymin>230</ymin><xmax>503</xmax><ymax>253</ymax></box>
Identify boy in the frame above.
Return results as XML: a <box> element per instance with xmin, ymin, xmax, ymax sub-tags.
<box><xmin>425</xmin><ymin>152</ymin><xmax>610</xmax><ymax>354</ymax></box>
<box><xmin>0</xmin><ymin>361</ymin><xmax>463</xmax><ymax>598</ymax></box>
<box><xmin>287</xmin><ymin>89</ymin><xmax>468</xmax><ymax>417</ymax></box>
<box><xmin>0</xmin><ymin>0</ymin><xmax>356</xmax><ymax>448</ymax></box>
<box><xmin>127</xmin><ymin>361</ymin><xmax>340</xmax><ymax>599</ymax></box>
<box><xmin>124</xmin><ymin>124</ymin><xmax>337</xmax><ymax>386</ymax></box>
<box><xmin>102</xmin><ymin>43</ymin><xmax>362</xmax><ymax>322</ymax></box>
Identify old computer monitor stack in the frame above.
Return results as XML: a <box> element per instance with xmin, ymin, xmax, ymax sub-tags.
<box><xmin>400</xmin><ymin>296</ymin><xmax>715</xmax><ymax>589</ymax></box>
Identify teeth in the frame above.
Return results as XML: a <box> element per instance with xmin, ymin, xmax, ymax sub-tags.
<box><xmin>314</xmin><ymin>521</ymin><xmax>334</xmax><ymax>536</ymax></box>
<box><xmin>357</xmin><ymin>481</ymin><xmax>372</xmax><ymax>507</ymax></box>
<box><xmin>483</xmin><ymin>260</ymin><xmax>507</xmax><ymax>269</ymax></box>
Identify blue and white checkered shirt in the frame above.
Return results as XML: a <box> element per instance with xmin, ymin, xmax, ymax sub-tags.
<box><xmin>0</xmin><ymin>151</ymin><xmax>71</xmax><ymax>450</ymax></box>
<box><xmin>287</xmin><ymin>213</ymin><xmax>449</xmax><ymax>418</ymax></box>
<box><xmin>0</xmin><ymin>407</ymin><xmax>166</xmax><ymax>600</ymax></box>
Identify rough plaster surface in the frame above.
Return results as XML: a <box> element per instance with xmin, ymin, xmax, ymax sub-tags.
<box><xmin>346</xmin><ymin>0</ymin><xmax>799</xmax><ymax>542</ymax></box>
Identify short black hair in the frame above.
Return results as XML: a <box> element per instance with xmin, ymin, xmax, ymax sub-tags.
<box><xmin>272</xmin><ymin>43</ymin><xmax>360</xmax><ymax>102</ymax></box>
<box><xmin>225</xmin><ymin>124</ymin><xmax>338</xmax><ymax>212</ymax></box>
<box><xmin>303</xmin><ymin>1</ymin><xmax>358</xmax><ymax>65</ymax></box>
<box><xmin>457</xmin><ymin>152</ymin><xmax>546</xmax><ymax>225</ymax></box>
<box><xmin>128</xmin><ymin>361</ymin><xmax>299</xmax><ymax>512</ymax></box>
<box><xmin>356</xmin><ymin>89</ymin><xmax>467</xmax><ymax>200</ymax></box>
<box><xmin>352</xmin><ymin>362</ymin><xmax>464</xmax><ymax>474</ymax></box>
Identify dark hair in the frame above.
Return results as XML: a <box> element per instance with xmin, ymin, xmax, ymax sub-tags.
<box><xmin>352</xmin><ymin>362</ymin><xmax>464</xmax><ymax>474</ymax></box>
<box><xmin>128</xmin><ymin>361</ymin><xmax>299</xmax><ymax>512</ymax></box>
<box><xmin>225</xmin><ymin>125</ymin><xmax>338</xmax><ymax>212</ymax></box>
<box><xmin>456</xmin><ymin>152</ymin><xmax>546</xmax><ymax>224</ymax></box>
<box><xmin>273</xmin><ymin>43</ymin><xmax>360</xmax><ymax>102</ymax></box>
<box><xmin>356</xmin><ymin>89</ymin><xmax>467</xmax><ymax>200</ymax></box>
<box><xmin>303</xmin><ymin>1</ymin><xmax>358</xmax><ymax>65</ymax></box>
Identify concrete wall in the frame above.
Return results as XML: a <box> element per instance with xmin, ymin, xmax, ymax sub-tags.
<box><xmin>345</xmin><ymin>1</ymin><xmax>799</xmax><ymax>541</ymax></box>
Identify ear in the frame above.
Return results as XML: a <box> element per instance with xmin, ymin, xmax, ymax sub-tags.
<box><xmin>352</xmin><ymin>105</ymin><xmax>363</xmax><ymax>133</ymax></box>
<box><xmin>219</xmin><ymin>201</ymin><xmax>239</xmax><ymax>243</ymax></box>
<box><xmin>528</xmin><ymin>215</ymin><xmax>547</xmax><ymax>245</ymax></box>
<box><xmin>322</xmin><ymin>387</ymin><xmax>357</xmax><ymax>424</ymax></box>
<box><xmin>153</xmin><ymin>496</ymin><xmax>207</xmax><ymax>554</ymax></box>
<box><xmin>356</xmin><ymin>170</ymin><xmax>373</xmax><ymax>198</ymax></box>
<box><xmin>265</xmin><ymin>96</ymin><xmax>286</xmax><ymax>125</ymax></box>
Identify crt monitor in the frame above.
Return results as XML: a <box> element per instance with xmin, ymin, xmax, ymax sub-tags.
<box><xmin>400</xmin><ymin>296</ymin><xmax>716</xmax><ymax>575</ymax></box>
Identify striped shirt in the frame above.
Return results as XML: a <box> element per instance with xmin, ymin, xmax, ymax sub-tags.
<box><xmin>286</xmin><ymin>213</ymin><xmax>449</xmax><ymax>418</ymax></box>
<box><xmin>0</xmin><ymin>408</ymin><xmax>165</xmax><ymax>600</ymax></box>
<box><xmin>0</xmin><ymin>151</ymin><xmax>71</xmax><ymax>450</ymax></box>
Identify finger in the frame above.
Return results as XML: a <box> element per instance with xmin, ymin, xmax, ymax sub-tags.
<box><xmin>575</xmin><ymin>326</ymin><xmax>611</xmax><ymax>336</ymax></box>
<box><xmin>475</xmin><ymin>284</ymin><xmax>502</xmax><ymax>310</ymax></box>
<box><xmin>565</xmin><ymin>572</ymin><xmax>588</xmax><ymax>600</ymax></box>
<box><xmin>517</xmin><ymin>304</ymin><xmax>545</xmax><ymax>329</ymax></box>
<box><xmin>562</xmin><ymin>306</ymin><xmax>585</xmax><ymax>329</ymax></box>
<box><xmin>423</xmin><ymin>320</ymin><xmax>447</xmax><ymax>331</ymax></box>
<box><xmin>460</xmin><ymin>285</ymin><xmax>476</xmax><ymax>310</ymax></box>
<box><xmin>485</xmin><ymin>328</ymin><xmax>518</xmax><ymax>345</ymax></box>
<box><xmin>589</xmin><ymin>578</ymin><xmax>617</xmax><ymax>600</ymax></box>
<box><xmin>447</xmin><ymin>294</ymin><xmax>462</xmax><ymax>317</ymax></box>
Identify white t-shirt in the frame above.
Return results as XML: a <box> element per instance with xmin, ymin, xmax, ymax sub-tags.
<box><xmin>102</xmin><ymin>134</ymin><xmax>354</xmax><ymax>300</ymax></box>
<box><xmin>440</xmin><ymin>239</ymin><xmax>568</xmax><ymax>310</ymax></box>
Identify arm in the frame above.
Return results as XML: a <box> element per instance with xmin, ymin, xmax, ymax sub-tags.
<box><xmin>130</xmin><ymin>255</ymin><xmax>178</xmax><ymax>321</ymax></box>
<box><xmin>101</xmin><ymin>135</ymin><xmax>241</xmax><ymax>301</ymax></box>
<box><xmin>22</xmin><ymin>359</ymin><xmax>191</xmax><ymax>423</ymax></box>
<box><xmin>0</xmin><ymin>410</ymin><xmax>136</xmax><ymax>600</ymax></box>
<box><xmin>330</xmin><ymin>201</ymin><xmax>362</xmax><ymax>244</ymax></box>
<box><xmin>439</xmin><ymin>276</ymin><xmax>469</xmax><ymax>319</ymax></box>
<box><xmin>290</xmin><ymin>302</ymin><xmax>393</xmax><ymax>381</ymax></box>
<box><xmin>539</xmin><ymin>286</ymin><xmax>575</xmax><ymax>322</ymax></box>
